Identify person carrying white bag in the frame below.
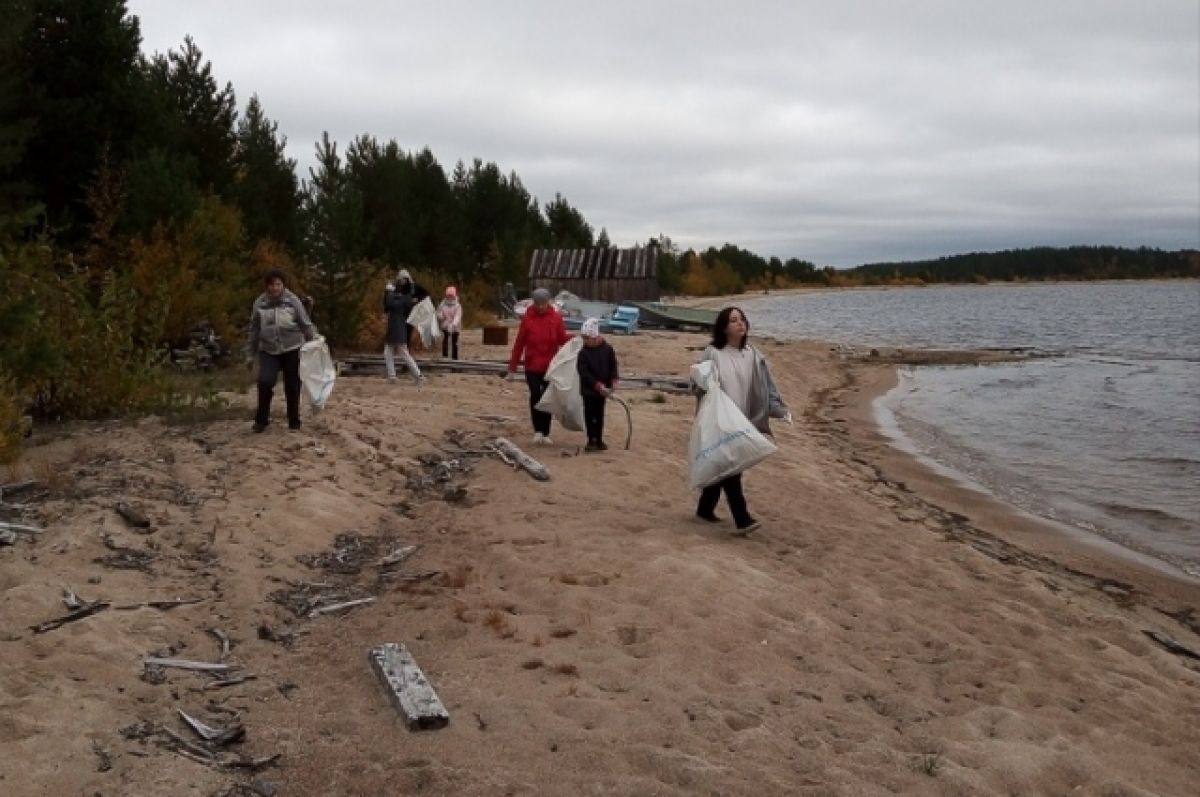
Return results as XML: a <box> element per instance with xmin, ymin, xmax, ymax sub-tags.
<box><xmin>689</xmin><ymin>306</ymin><xmax>791</xmax><ymax>535</ymax></box>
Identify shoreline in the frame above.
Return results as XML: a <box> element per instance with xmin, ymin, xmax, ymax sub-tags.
<box><xmin>828</xmin><ymin>355</ymin><xmax>1200</xmax><ymax>607</ymax></box>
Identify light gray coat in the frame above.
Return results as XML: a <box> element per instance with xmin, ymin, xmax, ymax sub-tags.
<box><xmin>695</xmin><ymin>344</ymin><xmax>789</xmax><ymax>435</ymax></box>
<box><xmin>247</xmin><ymin>289</ymin><xmax>317</xmax><ymax>356</ymax></box>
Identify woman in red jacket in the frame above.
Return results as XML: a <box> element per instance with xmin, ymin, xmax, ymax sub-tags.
<box><xmin>507</xmin><ymin>287</ymin><xmax>569</xmax><ymax>445</ymax></box>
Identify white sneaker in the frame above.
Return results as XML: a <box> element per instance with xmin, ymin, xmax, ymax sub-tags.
<box><xmin>387</xmin><ymin>376</ymin><xmax>397</xmax><ymax>384</ymax></box>
<box><xmin>532</xmin><ymin>432</ymin><xmax>545</xmax><ymax>445</ymax></box>
<box><xmin>541</xmin><ymin>435</ymin><xmax>553</xmax><ymax>446</ymax></box>
<box><xmin>416</xmin><ymin>375</ymin><xmax>426</xmax><ymax>387</ymax></box>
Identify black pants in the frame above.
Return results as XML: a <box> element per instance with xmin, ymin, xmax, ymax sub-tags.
<box><xmin>583</xmin><ymin>394</ymin><xmax>607</xmax><ymax>443</ymax></box>
<box><xmin>256</xmin><ymin>349</ymin><xmax>301</xmax><ymax>427</ymax></box>
<box><xmin>697</xmin><ymin>473</ymin><xmax>753</xmax><ymax>528</ymax></box>
<box><xmin>525</xmin><ymin>372</ymin><xmax>551</xmax><ymax>435</ymax></box>
<box><xmin>441</xmin><ymin>331</ymin><xmax>460</xmax><ymax>359</ymax></box>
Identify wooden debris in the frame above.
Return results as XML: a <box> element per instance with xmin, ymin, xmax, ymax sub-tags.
<box><xmin>143</xmin><ymin>657</ymin><xmax>233</xmax><ymax>673</ymax></box>
<box><xmin>308</xmin><ymin>597</ymin><xmax>376</xmax><ymax>618</ymax></box>
<box><xmin>62</xmin><ymin>587</ymin><xmax>84</xmax><ymax>610</ymax></box>
<box><xmin>379</xmin><ymin>569</ymin><xmax>440</xmax><ymax>584</ymax></box>
<box><xmin>95</xmin><ymin>534</ymin><xmax>156</xmax><ymax>571</ymax></box>
<box><xmin>31</xmin><ymin>600</ymin><xmax>110</xmax><ymax>634</ymax></box>
<box><xmin>204</xmin><ymin>674</ymin><xmax>257</xmax><ymax>690</ymax></box>
<box><xmin>1143</xmin><ymin>629</ymin><xmax>1200</xmax><ymax>660</ymax></box>
<box><xmin>177</xmin><ymin>709</ymin><xmax>245</xmax><ymax>746</ymax></box>
<box><xmin>115</xmin><ymin>597</ymin><xmax>206</xmax><ymax>611</ymax></box>
<box><xmin>493</xmin><ymin>437</ymin><xmax>550</xmax><ymax>481</ymax></box>
<box><xmin>376</xmin><ymin>545</ymin><xmax>418</xmax><ymax>568</ymax></box>
<box><xmin>369</xmin><ymin>642</ymin><xmax>450</xmax><ymax>731</ymax></box>
<box><xmin>0</xmin><ymin>520</ymin><xmax>43</xmax><ymax>535</ymax></box>
<box><xmin>115</xmin><ymin>501</ymin><xmax>153</xmax><ymax>531</ymax></box>
<box><xmin>208</xmin><ymin>627</ymin><xmax>232</xmax><ymax>659</ymax></box>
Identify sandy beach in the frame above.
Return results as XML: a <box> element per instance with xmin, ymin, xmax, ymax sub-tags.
<box><xmin>2</xmin><ymin>329</ymin><xmax>1198</xmax><ymax>796</ymax></box>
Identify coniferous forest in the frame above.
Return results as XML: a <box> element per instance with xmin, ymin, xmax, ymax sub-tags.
<box><xmin>1</xmin><ymin>1</ymin><xmax>1195</xmax><ymax>460</ymax></box>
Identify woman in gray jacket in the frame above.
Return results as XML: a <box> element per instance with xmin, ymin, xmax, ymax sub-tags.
<box><xmin>246</xmin><ymin>269</ymin><xmax>318</xmax><ymax>432</ymax></box>
<box><xmin>693</xmin><ymin>306</ymin><xmax>789</xmax><ymax>534</ymax></box>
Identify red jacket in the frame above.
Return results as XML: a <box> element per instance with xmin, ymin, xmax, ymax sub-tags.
<box><xmin>508</xmin><ymin>307</ymin><xmax>569</xmax><ymax>374</ymax></box>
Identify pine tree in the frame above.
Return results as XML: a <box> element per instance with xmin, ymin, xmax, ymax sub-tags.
<box><xmin>0</xmin><ymin>2</ymin><xmax>40</xmax><ymax>238</ymax></box>
<box><xmin>14</xmin><ymin>0</ymin><xmax>143</xmax><ymax>238</ymax></box>
<box><xmin>300</xmin><ymin>132</ymin><xmax>374</xmax><ymax>345</ymax></box>
<box><xmin>233</xmin><ymin>94</ymin><xmax>299</xmax><ymax>251</ymax></box>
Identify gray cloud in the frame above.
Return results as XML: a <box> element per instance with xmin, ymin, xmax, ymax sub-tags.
<box><xmin>129</xmin><ymin>0</ymin><xmax>1199</xmax><ymax>266</ymax></box>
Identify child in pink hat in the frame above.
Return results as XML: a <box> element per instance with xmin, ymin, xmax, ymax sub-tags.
<box><xmin>436</xmin><ymin>286</ymin><xmax>463</xmax><ymax>359</ymax></box>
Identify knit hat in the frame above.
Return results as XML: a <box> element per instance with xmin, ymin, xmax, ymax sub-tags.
<box><xmin>445</xmin><ymin>286</ymin><xmax>457</xmax><ymax>299</ymax></box>
<box><xmin>397</xmin><ymin>269</ymin><xmax>412</xmax><ymax>283</ymax></box>
<box><xmin>581</xmin><ymin>317</ymin><xmax>601</xmax><ymax>338</ymax></box>
<box><xmin>531</xmin><ymin>287</ymin><xmax>552</xmax><ymax>305</ymax></box>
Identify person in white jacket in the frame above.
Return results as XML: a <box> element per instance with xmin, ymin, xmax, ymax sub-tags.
<box><xmin>436</xmin><ymin>286</ymin><xmax>463</xmax><ymax>360</ymax></box>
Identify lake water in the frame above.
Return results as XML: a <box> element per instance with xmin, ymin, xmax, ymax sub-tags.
<box><xmin>743</xmin><ymin>281</ymin><xmax>1200</xmax><ymax>577</ymax></box>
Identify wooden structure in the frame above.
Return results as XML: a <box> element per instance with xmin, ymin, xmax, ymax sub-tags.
<box><xmin>528</xmin><ymin>246</ymin><xmax>659</xmax><ymax>302</ymax></box>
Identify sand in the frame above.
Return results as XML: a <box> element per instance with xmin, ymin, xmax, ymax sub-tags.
<box><xmin>1</xmin><ymin>330</ymin><xmax>1198</xmax><ymax>797</ymax></box>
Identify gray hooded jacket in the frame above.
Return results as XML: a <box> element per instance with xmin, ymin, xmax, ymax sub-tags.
<box><xmin>247</xmin><ymin>289</ymin><xmax>317</xmax><ymax>356</ymax></box>
<box><xmin>695</xmin><ymin>344</ymin><xmax>788</xmax><ymax>435</ymax></box>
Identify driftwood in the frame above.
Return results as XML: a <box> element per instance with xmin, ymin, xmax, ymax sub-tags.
<box><xmin>369</xmin><ymin>642</ymin><xmax>450</xmax><ymax>731</ymax></box>
<box><xmin>116</xmin><ymin>597</ymin><xmax>206</xmax><ymax>611</ymax></box>
<box><xmin>1143</xmin><ymin>629</ymin><xmax>1200</xmax><ymax>660</ymax></box>
<box><xmin>204</xmin><ymin>674</ymin><xmax>256</xmax><ymax>690</ymax></box>
<box><xmin>62</xmin><ymin>587</ymin><xmax>84</xmax><ymax>610</ymax></box>
<box><xmin>378</xmin><ymin>569</ymin><xmax>440</xmax><ymax>584</ymax></box>
<box><xmin>177</xmin><ymin>709</ymin><xmax>246</xmax><ymax>746</ymax></box>
<box><xmin>31</xmin><ymin>600</ymin><xmax>110</xmax><ymax>633</ymax></box>
<box><xmin>376</xmin><ymin>545</ymin><xmax>418</xmax><ymax>568</ymax></box>
<box><xmin>208</xmin><ymin>627</ymin><xmax>232</xmax><ymax>659</ymax></box>
<box><xmin>493</xmin><ymin>437</ymin><xmax>550</xmax><ymax>481</ymax></box>
<box><xmin>0</xmin><ymin>520</ymin><xmax>43</xmax><ymax>535</ymax></box>
<box><xmin>143</xmin><ymin>657</ymin><xmax>234</xmax><ymax>673</ymax></box>
<box><xmin>115</xmin><ymin>501</ymin><xmax>152</xmax><ymax>530</ymax></box>
<box><xmin>308</xmin><ymin>597</ymin><xmax>376</xmax><ymax>618</ymax></box>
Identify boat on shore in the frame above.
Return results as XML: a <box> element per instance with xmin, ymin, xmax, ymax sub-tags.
<box><xmin>628</xmin><ymin>302</ymin><xmax>719</xmax><ymax>331</ymax></box>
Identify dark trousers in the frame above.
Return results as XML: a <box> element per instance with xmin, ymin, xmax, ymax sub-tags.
<box><xmin>525</xmin><ymin>372</ymin><xmax>551</xmax><ymax>435</ymax></box>
<box><xmin>583</xmin><ymin>394</ymin><xmax>607</xmax><ymax>443</ymax></box>
<box><xmin>441</xmin><ymin>331</ymin><xmax>460</xmax><ymax>359</ymax></box>
<box><xmin>256</xmin><ymin>349</ymin><xmax>301</xmax><ymax>427</ymax></box>
<box><xmin>697</xmin><ymin>473</ymin><xmax>753</xmax><ymax>528</ymax></box>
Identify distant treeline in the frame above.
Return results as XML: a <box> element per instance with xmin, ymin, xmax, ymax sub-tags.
<box><xmin>849</xmin><ymin>246</ymin><xmax>1200</xmax><ymax>285</ymax></box>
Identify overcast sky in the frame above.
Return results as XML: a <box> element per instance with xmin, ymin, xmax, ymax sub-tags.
<box><xmin>128</xmin><ymin>1</ymin><xmax>1199</xmax><ymax>266</ymax></box>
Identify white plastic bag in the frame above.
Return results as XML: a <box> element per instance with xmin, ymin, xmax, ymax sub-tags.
<box><xmin>407</xmin><ymin>297</ymin><xmax>442</xmax><ymax>350</ymax></box>
<box><xmin>299</xmin><ymin>336</ymin><xmax>337</xmax><ymax>411</ymax></box>
<box><xmin>687</xmin><ymin>363</ymin><xmax>777</xmax><ymax>490</ymax></box>
<box><xmin>535</xmin><ymin>336</ymin><xmax>585</xmax><ymax>432</ymax></box>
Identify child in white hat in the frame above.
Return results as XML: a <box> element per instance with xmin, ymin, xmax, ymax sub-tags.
<box><xmin>575</xmin><ymin>317</ymin><xmax>620</xmax><ymax>451</ymax></box>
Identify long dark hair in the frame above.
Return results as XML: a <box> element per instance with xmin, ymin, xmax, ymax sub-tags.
<box><xmin>711</xmin><ymin>306</ymin><xmax>749</xmax><ymax>350</ymax></box>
